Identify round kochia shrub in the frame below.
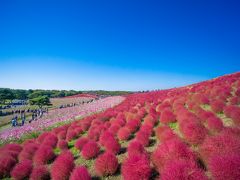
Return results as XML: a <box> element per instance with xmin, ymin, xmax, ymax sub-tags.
<box><xmin>117</xmin><ymin>127</ymin><xmax>131</xmax><ymax>141</ymax></box>
<box><xmin>155</xmin><ymin>126</ymin><xmax>177</xmax><ymax>142</ymax></box>
<box><xmin>135</xmin><ymin>131</ymin><xmax>150</xmax><ymax>147</ymax></box>
<box><xmin>0</xmin><ymin>155</ymin><xmax>17</xmax><ymax>178</ymax></box>
<box><xmin>179</xmin><ymin>120</ymin><xmax>207</xmax><ymax>145</ymax></box>
<box><xmin>127</xmin><ymin>140</ymin><xmax>148</xmax><ymax>157</ymax></box>
<box><xmin>51</xmin><ymin>151</ymin><xmax>75</xmax><ymax>180</ymax></box>
<box><xmin>11</xmin><ymin>159</ymin><xmax>33</xmax><ymax>180</ymax></box>
<box><xmin>70</xmin><ymin>166</ymin><xmax>91</xmax><ymax>180</ymax></box>
<box><xmin>200</xmin><ymin>131</ymin><xmax>240</xmax><ymax>163</ymax></box>
<box><xmin>151</xmin><ymin>139</ymin><xmax>196</xmax><ymax>172</ymax></box>
<box><xmin>206</xmin><ymin>116</ymin><xmax>223</xmax><ymax>132</ymax></box>
<box><xmin>33</xmin><ymin>145</ymin><xmax>55</xmax><ymax>166</ymax></box>
<box><xmin>122</xmin><ymin>154</ymin><xmax>151</xmax><ymax>180</ymax></box>
<box><xmin>57</xmin><ymin>140</ymin><xmax>68</xmax><ymax>150</ymax></box>
<box><xmin>30</xmin><ymin>165</ymin><xmax>50</xmax><ymax>180</ymax></box>
<box><xmin>74</xmin><ymin>137</ymin><xmax>89</xmax><ymax>151</ymax></box>
<box><xmin>161</xmin><ymin>159</ymin><xmax>208</xmax><ymax>180</ymax></box>
<box><xmin>210</xmin><ymin>99</ymin><xmax>225</xmax><ymax>113</ymax></box>
<box><xmin>94</xmin><ymin>152</ymin><xmax>118</xmax><ymax>176</ymax></box>
<box><xmin>18</xmin><ymin>143</ymin><xmax>39</xmax><ymax>161</ymax></box>
<box><xmin>104</xmin><ymin>137</ymin><xmax>120</xmax><ymax>154</ymax></box>
<box><xmin>208</xmin><ymin>154</ymin><xmax>240</xmax><ymax>180</ymax></box>
<box><xmin>3</xmin><ymin>143</ymin><xmax>22</xmax><ymax>153</ymax></box>
<box><xmin>81</xmin><ymin>140</ymin><xmax>100</xmax><ymax>159</ymax></box>
<box><xmin>42</xmin><ymin>133</ymin><xmax>58</xmax><ymax>148</ymax></box>
<box><xmin>160</xmin><ymin>109</ymin><xmax>176</xmax><ymax>124</ymax></box>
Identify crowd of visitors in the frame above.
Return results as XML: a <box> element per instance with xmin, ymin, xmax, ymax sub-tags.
<box><xmin>11</xmin><ymin>108</ymin><xmax>48</xmax><ymax>127</ymax></box>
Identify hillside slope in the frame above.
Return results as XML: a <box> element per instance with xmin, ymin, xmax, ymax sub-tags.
<box><xmin>0</xmin><ymin>72</ymin><xmax>240</xmax><ymax>180</ymax></box>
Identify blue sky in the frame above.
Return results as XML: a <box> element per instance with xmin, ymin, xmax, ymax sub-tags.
<box><xmin>0</xmin><ymin>0</ymin><xmax>239</xmax><ymax>91</ymax></box>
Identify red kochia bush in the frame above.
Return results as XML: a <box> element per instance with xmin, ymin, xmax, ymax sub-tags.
<box><xmin>126</xmin><ymin>119</ymin><xmax>140</xmax><ymax>132</ymax></box>
<box><xmin>160</xmin><ymin>109</ymin><xmax>176</xmax><ymax>124</ymax></box>
<box><xmin>57</xmin><ymin>130</ymin><xmax>67</xmax><ymax>140</ymax></box>
<box><xmin>208</xmin><ymin>154</ymin><xmax>240</xmax><ymax>180</ymax></box>
<box><xmin>180</xmin><ymin>121</ymin><xmax>207</xmax><ymax>145</ymax></box>
<box><xmin>33</xmin><ymin>145</ymin><xmax>55</xmax><ymax>166</ymax></box>
<box><xmin>151</xmin><ymin>139</ymin><xmax>196</xmax><ymax>172</ymax></box>
<box><xmin>18</xmin><ymin>143</ymin><xmax>39</xmax><ymax>161</ymax></box>
<box><xmin>4</xmin><ymin>143</ymin><xmax>22</xmax><ymax>153</ymax></box>
<box><xmin>57</xmin><ymin>140</ymin><xmax>68</xmax><ymax>150</ymax></box>
<box><xmin>99</xmin><ymin>131</ymin><xmax>113</xmax><ymax>145</ymax></box>
<box><xmin>104</xmin><ymin>138</ymin><xmax>120</xmax><ymax>154</ymax></box>
<box><xmin>51</xmin><ymin>151</ymin><xmax>75</xmax><ymax>180</ymax></box>
<box><xmin>94</xmin><ymin>152</ymin><xmax>118</xmax><ymax>176</ymax></box>
<box><xmin>11</xmin><ymin>159</ymin><xmax>33</xmax><ymax>180</ymax></box>
<box><xmin>42</xmin><ymin>133</ymin><xmax>58</xmax><ymax>148</ymax></box>
<box><xmin>66</xmin><ymin>130</ymin><xmax>78</xmax><ymax>141</ymax></box>
<box><xmin>81</xmin><ymin>140</ymin><xmax>100</xmax><ymax>159</ymax></box>
<box><xmin>117</xmin><ymin>127</ymin><xmax>131</xmax><ymax>141</ymax></box>
<box><xmin>161</xmin><ymin>159</ymin><xmax>208</xmax><ymax>180</ymax></box>
<box><xmin>74</xmin><ymin>137</ymin><xmax>89</xmax><ymax>151</ymax></box>
<box><xmin>70</xmin><ymin>166</ymin><xmax>91</xmax><ymax>180</ymax></box>
<box><xmin>127</xmin><ymin>140</ymin><xmax>148</xmax><ymax>157</ymax></box>
<box><xmin>200</xmin><ymin>131</ymin><xmax>240</xmax><ymax>163</ymax></box>
<box><xmin>37</xmin><ymin>132</ymin><xmax>51</xmax><ymax>143</ymax></box>
<box><xmin>122</xmin><ymin>155</ymin><xmax>151</xmax><ymax>180</ymax></box>
<box><xmin>206</xmin><ymin>116</ymin><xmax>223</xmax><ymax>132</ymax></box>
<box><xmin>135</xmin><ymin>131</ymin><xmax>150</xmax><ymax>147</ymax></box>
<box><xmin>155</xmin><ymin>126</ymin><xmax>177</xmax><ymax>143</ymax></box>
<box><xmin>30</xmin><ymin>165</ymin><xmax>50</xmax><ymax>180</ymax></box>
<box><xmin>0</xmin><ymin>155</ymin><xmax>17</xmax><ymax>178</ymax></box>
<box><xmin>210</xmin><ymin>99</ymin><xmax>225</xmax><ymax>113</ymax></box>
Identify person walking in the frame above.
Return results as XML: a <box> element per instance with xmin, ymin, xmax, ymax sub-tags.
<box><xmin>21</xmin><ymin>113</ymin><xmax>26</xmax><ymax>126</ymax></box>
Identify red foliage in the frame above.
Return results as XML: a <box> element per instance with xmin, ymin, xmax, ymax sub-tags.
<box><xmin>30</xmin><ymin>165</ymin><xmax>50</xmax><ymax>180</ymax></box>
<box><xmin>57</xmin><ymin>140</ymin><xmax>68</xmax><ymax>150</ymax></box>
<box><xmin>4</xmin><ymin>143</ymin><xmax>22</xmax><ymax>153</ymax></box>
<box><xmin>125</xmin><ymin>119</ymin><xmax>140</xmax><ymax>132</ymax></box>
<box><xmin>33</xmin><ymin>145</ymin><xmax>55</xmax><ymax>166</ymax></box>
<box><xmin>206</xmin><ymin>116</ymin><xmax>223</xmax><ymax>132</ymax></box>
<box><xmin>122</xmin><ymin>155</ymin><xmax>151</xmax><ymax>180</ymax></box>
<box><xmin>135</xmin><ymin>131</ymin><xmax>150</xmax><ymax>147</ymax></box>
<box><xmin>161</xmin><ymin>159</ymin><xmax>208</xmax><ymax>180</ymax></box>
<box><xmin>179</xmin><ymin>120</ymin><xmax>207</xmax><ymax>145</ymax></box>
<box><xmin>104</xmin><ymin>138</ymin><xmax>120</xmax><ymax>154</ymax></box>
<box><xmin>0</xmin><ymin>155</ymin><xmax>17</xmax><ymax>178</ymax></box>
<box><xmin>210</xmin><ymin>99</ymin><xmax>225</xmax><ymax>113</ymax></box>
<box><xmin>42</xmin><ymin>133</ymin><xmax>58</xmax><ymax>148</ymax></box>
<box><xmin>151</xmin><ymin>139</ymin><xmax>196</xmax><ymax>172</ymax></box>
<box><xmin>18</xmin><ymin>143</ymin><xmax>39</xmax><ymax>161</ymax></box>
<box><xmin>200</xmin><ymin>131</ymin><xmax>240</xmax><ymax>163</ymax></box>
<box><xmin>208</xmin><ymin>154</ymin><xmax>240</xmax><ymax>180</ymax></box>
<box><xmin>57</xmin><ymin>130</ymin><xmax>67</xmax><ymax>140</ymax></box>
<box><xmin>127</xmin><ymin>140</ymin><xmax>148</xmax><ymax>157</ymax></box>
<box><xmin>108</xmin><ymin>124</ymin><xmax>121</xmax><ymax>136</ymax></box>
<box><xmin>99</xmin><ymin>130</ymin><xmax>114</xmax><ymax>146</ymax></box>
<box><xmin>160</xmin><ymin>109</ymin><xmax>176</xmax><ymax>124</ymax></box>
<box><xmin>66</xmin><ymin>130</ymin><xmax>78</xmax><ymax>141</ymax></box>
<box><xmin>117</xmin><ymin>127</ymin><xmax>131</xmax><ymax>141</ymax></box>
<box><xmin>155</xmin><ymin>126</ymin><xmax>177</xmax><ymax>142</ymax></box>
<box><xmin>51</xmin><ymin>151</ymin><xmax>75</xmax><ymax>180</ymax></box>
<box><xmin>94</xmin><ymin>152</ymin><xmax>118</xmax><ymax>176</ymax></box>
<box><xmin>37</xmin><ymin>132</ymin><xmax>51</xmax><ymax>143</ymax></box>
<box><xmin>70</xmin><ymin>166</ymin><xmax>91</xmax><ymax>180</ymax></box>
<box><xmin>11</xmin><ymin>159</ymin><xmax>33</xmax><ymax>180</ymax></box>
<box><xmin>74</xmin><ymin>137</ymin><xmax>89</xmax><ymax>151</ymax></box>
<box><xmin>81</xmin><ymin>140</ymin><xmax>100</xmax><ymax>159</ymax></box>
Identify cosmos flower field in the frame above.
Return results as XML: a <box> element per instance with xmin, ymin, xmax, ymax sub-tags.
<box><xmin>0</xmin><ymin>72</ymin><xmax>240</xmax><ymax>180</ymax></box>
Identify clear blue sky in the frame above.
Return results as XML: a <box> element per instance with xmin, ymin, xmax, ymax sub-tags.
<box><xmin>0</xmin><ymin>0</ymin><xmax>239</xmax><ymax>91</ymax></box>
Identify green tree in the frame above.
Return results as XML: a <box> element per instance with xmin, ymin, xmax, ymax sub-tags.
<box><xmin>29</xmin><ymin>95</ymin><xmax>51</xmax><ymax>108</ymax></box>
<box><xmin>0</xmin><ymin>88</ymin><xmax>15</xmax><ymax>104</ymax></box>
